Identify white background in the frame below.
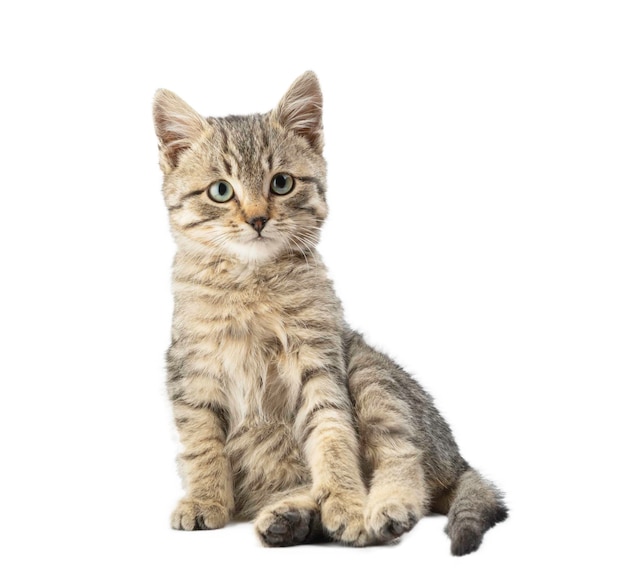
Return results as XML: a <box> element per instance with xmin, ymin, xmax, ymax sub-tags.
<box><xmin>1</xmin><ymin>1</ymin><xmax>624</xmax><ymax>570</ymax></box>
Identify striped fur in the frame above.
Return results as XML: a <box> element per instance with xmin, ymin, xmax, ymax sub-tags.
<box><xmin>153</xmin><ymin>71</ymin><xmax>507</xmax><ymax>554</ymax></box>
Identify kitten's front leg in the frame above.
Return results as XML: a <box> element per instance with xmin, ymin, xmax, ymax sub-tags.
<box><xmin>295</xmin><ymin>360</ymin><xmax>368</xmax><ymax>546</ymax></box>
<box><xmin>169</xmin><ymin>385</ymin><xmax>234</xmax><ymax>530</ymax></box>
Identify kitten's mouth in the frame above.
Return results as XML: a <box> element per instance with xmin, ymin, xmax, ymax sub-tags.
<box><xmin>246</xmin><ymin>234</ymin><xmax>272</xmax><ymax>244</ymax></box>
<box><xmin>252</xmin><ymin>230</ymin><xmax>274</xmax><ymax>241</ymax></box>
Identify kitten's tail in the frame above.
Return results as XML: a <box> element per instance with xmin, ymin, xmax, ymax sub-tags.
<box><xmin>445</xmin><ymin>467</ymin><xmax>508</xmax><ymax>556</ymax></box>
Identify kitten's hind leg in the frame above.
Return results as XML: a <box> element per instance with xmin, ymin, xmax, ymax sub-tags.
<box><xmin>364</xmin><ymin>448</ymin><xmax>427</xmax><ymax>543</ymax></box>
<box><xmin>362</xmin><ymin>431</ymin><xmax>428</xmax><ymax>543</ymax></box>
<box><xmin>254</xmin><ymin>488</ymin><xmax>325</xmax><ymax>547</ymax></box>
<box><xmin>347</xmin><ymin>342</ymin><xmax>429</xmax><ymax>543</ymax></box>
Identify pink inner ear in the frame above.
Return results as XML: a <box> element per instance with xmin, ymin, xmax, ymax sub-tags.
<box><xmin>153</xmin><ymin>89</ymin><xmax>207</xmax><ymax>169</ymax></box>
<box><xmin>274</xmin><ymin>72</ymin><xmax>324</xmax><ymax>151</ymax></box>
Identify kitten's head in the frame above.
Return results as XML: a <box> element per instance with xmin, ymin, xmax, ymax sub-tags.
<box><xmin>153</xmin><ymin>72</ymin><xmax>327</xmax><ymax>263</ymax></box>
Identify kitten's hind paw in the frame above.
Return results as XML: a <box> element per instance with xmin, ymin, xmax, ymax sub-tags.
<box><xmin>365</xmin><ymin>499</ymin><xmax>420</xmax><ymax>543</ymax></box>
<box><xmin>256</xmin><ymin>508</ymin><xmax>321</xmax><ymax>547</ymax></box>
<box><xmin>171</xmin><ymin>497</ymin><xmax>230</xmax><ymax>531</ymax></box>
<box><xmin>255</xmin><ymin>494</ymin><xmax>322</xmax><ymax>547</ymax></box>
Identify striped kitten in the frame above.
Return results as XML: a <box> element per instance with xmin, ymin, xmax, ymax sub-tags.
<box><xmin>153</xmin><ymin>72</ymin><xmax>507</xmax><ymax>555</ymax></box>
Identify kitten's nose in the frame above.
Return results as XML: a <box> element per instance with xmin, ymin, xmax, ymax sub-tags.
<box><xmin>249</xmin><ymin>216</ymin><xmax>268</xmax><ymax>234</ymax></box>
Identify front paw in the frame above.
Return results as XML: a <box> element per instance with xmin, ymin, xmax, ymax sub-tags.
<box><xmin>320</xmin><ymin>491</ymin><xmax>368</xmax><ymax>546</ymax></box>
<box><xmin>171</xmin><ymin>497</ymin><xmax>230</xmax><ymax>531</ymax></box>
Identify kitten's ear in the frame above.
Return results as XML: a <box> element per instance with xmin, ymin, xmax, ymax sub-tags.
<box><xmin>153</xmin><ymin>89</ymin><xmax>207</xmax><ymax>173</ymax></box>
<box><xmin>272</xmin><ymin>71</ymin><xmax>323</xmax><ymax>152</ymax></box>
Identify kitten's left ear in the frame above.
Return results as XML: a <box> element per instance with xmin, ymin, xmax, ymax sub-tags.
<box><xmin>153</xmin><ymin>89</ymin><xmax>207</xmax><ymax>174</ymax></box>
<box><xmin>272</xmin><ymin>71</ymin><xmax>323</xmax><ymax>152</ymax></box>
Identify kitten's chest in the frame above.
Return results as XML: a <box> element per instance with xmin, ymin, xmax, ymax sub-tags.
<box><xmin>173</xmin><ymin>255</ymin><xmax>338</xmax><ymax>428</ymax></box>
<box><xmin>183</xmin><ymin>289</ymin><xmax>300</xmax><ymax>427</ymax></box>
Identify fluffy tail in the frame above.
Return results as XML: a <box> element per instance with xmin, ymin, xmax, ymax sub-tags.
<box><xmin>445</xmin><ymin>467</ymin><xmax>508</xmax><ymax>556</ymax></box>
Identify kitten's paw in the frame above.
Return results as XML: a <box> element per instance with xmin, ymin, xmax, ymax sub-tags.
<box><xmin>256</xmin><ymin>505</ymin><xmax>321</xmax><ymax>547</ymax></box>
<box><xmin>365</xmin><ymin>498</ymin><xmax>419</xmax><ymax>543</ymax></box>
<box><xmin>171</xmin><ymin>497</ymin><xmax>230</xmax><ymax>531</ymax></box>
<box><xmin>320</xmin><ymin>492</ymin><xmax>368</xmax><ymax>546</ymax></box>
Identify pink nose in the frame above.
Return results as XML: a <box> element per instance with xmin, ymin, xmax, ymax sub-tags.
<box><xmin>249</xmin><ymin>216</ymin><xmax>268</xmax><ymax>234</ymax></box>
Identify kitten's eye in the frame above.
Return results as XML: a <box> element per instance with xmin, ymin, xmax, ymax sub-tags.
<box><xmin>270</xmin><ymin>173</ymin><xmax>294</xmax><ymax>195</ymax></box>
<box><xmin>207</xmin><ymin>180</ymin><xmax>234</xmax><ymax>203</ymax></box>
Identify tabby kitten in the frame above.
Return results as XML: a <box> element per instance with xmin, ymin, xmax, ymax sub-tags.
<box><xmin>153</xmin><ymin>72</ymin><xmax>507</xmax><ymax>555</ymax></box>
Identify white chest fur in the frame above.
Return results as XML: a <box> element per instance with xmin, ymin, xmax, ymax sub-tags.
<box><xmin>174</xmin><ymin>286</ymin><xmax>302</xmax><ymax>431</ymax></box>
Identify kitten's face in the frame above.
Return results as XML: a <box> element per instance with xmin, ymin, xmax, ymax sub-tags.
<box><xmin>154</xmin><ymin>73</ymin><xmax>327</xmax><ymax>263</ymax></box>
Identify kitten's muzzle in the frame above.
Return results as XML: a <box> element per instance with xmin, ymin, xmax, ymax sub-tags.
<box><xmin>249</xmin><ymin>216</ymin><xmax>268</xmax><ymax>235</ymax></box>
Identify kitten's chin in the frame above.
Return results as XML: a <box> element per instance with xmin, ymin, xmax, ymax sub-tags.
<box><xmin>174</xmin><ymin>233</ymin><xmax>284</xmax><ymax>264</ymax></box>
<box><xmin>226</xmin><ymin>237</ymin><xmax>286</xmax><ymax>264</ymax></box>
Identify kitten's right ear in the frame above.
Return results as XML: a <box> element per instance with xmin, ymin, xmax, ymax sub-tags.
<box><xmin>153</xmin><ymin>89</ymin><xmax>207</xmax><ymax>174</ymax></box>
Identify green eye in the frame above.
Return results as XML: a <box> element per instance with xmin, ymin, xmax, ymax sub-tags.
<box><xmin>270</xmin><ymin>173</ymin><xmax>294</xmax><ymax>195</ymax></box>
<box><xmin>208</xmin><ymin>180</ymin><xmax>234</xmax><ymax>203</ymax></box>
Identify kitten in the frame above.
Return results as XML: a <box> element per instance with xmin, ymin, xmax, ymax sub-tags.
<box><xmin>153</xmin><ymin>71</ymin><xmax>507</xmax><ymax>555</ymax></box>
